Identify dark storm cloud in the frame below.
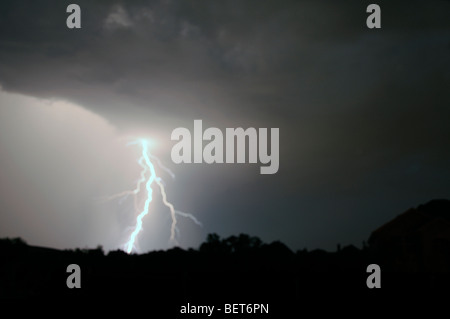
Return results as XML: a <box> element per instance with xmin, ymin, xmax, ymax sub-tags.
<box><xmin>0</xmin><ymin>0</ymin><xmax>447</xmax><ymax>119</ymax></box>
<box><xmin>0</xmin><ymin>0</ymin><xmax>449</xmax><ymax>250</ymax></box>
<box><xmin>1</xmin><ymin>0</ymin><xmax>449</xmax><ymax>158</ymax></box>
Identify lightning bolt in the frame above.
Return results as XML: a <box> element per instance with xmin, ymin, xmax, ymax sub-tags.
<box><xmin>105</xmin><ymin>139</ymin><xmax>201</xmax><ymax>254</ymax></box>
<box><xmin>125</xmin><ymin>140</ymin><xmax>157</xmax><ymax>253</ymax></box>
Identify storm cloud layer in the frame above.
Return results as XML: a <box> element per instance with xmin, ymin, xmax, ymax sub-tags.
<box><xmin>0</xmin><ymin>0</ymin><xmax>449</xmax><ymax>252</ymax></box>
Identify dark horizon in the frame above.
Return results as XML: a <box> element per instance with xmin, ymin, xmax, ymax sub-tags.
<box><xmin>2</xmin><ymin>198</ymin><xmax>450</xmax><ymax>313</ymax></box>
<box><xmin>2</xmin><ymin>198</ymin><xmax>449</xmax><ymax>255</ymax></box>
<box><xmin>2</xmin><ymin>198</ymin><xmax>450</xmax><ymax>304</ymax></box>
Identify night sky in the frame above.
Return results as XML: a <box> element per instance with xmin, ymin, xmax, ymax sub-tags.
<box><xmin>0</xmin><ymin>0</ymin><xmax>449</xmax><ymax>253</ymax></box>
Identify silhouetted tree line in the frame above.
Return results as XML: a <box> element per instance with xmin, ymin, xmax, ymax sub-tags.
<box><xmin>0</xmin><ymin>233</ymin><xmax>369</xmax><ymax>300</ymax></box>
<box><xmin>1</xmin><ymin>200</ymin><xmax>449</xmax><ymax>300</ymax></box>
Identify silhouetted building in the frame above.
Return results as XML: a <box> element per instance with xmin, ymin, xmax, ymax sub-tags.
<box><xmin>368</xmin><ymin>199</ymin><xmax>450</xmax><ymax>272</ymax></box>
